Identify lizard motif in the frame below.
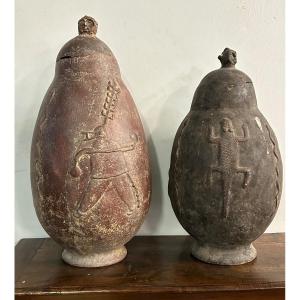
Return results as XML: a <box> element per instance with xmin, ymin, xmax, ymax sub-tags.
<box><xmin>208</xmin><ymin>118</ymin><xmax>251</xmax><ymax>218</ymax></box>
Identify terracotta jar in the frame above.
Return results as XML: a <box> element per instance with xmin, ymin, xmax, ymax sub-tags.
<box><xmin>31</xmin><ymin>16</ymin><xmax>151</xmax><ymax>267</ymax></box>
<box><xmin>168</xmin><ymin>48</ymin><xmax>282</xmax><ymax>265</ymax></box>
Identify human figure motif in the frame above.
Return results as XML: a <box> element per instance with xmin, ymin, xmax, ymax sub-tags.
<box><xmin>70</xmin><ymin>77</ymin><xmax>140</xmax><ymax>217</ymax></box>
<box><xmin>218</xmin><ymin>48</ymin><xmax>237</xmax><ymax>68</ymax></box>
<box><xmin>78</xmin><ymin>15</ymin><xmax>98</xmax><ymax>36</ymax></box>
<box><xmin>209</xmin><ymin>118</ymin><xmax>251</xmax><ymax>218</ymax></box>
<box><xmin>70</xmin><ymin>125</ymin><xmax>139</xmax><ymax>217</ymax></box>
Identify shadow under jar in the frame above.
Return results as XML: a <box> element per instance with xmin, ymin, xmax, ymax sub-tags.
<box><xmin>168</xmin><ymin>48</ymin><xmax>282</xmax><ymax>265</ymax></box>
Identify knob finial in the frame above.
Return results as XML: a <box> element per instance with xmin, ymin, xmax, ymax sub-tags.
<box><xmin>218</xmin><ymin>48</ymin><xmax>237</xmax><ymax>68</ymax></box>
<box><xmin>78</xmin><ymin>16</ymin><xmax>98</xmax><ymax>36</ymax></box>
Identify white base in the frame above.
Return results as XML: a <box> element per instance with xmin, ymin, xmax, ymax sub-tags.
<box><xmin>191</xmin><ymin>242</ymin><xmax>257</xmax><ymax>265</ymax></box>
<box><xmin>62</xmin><ymin>246</ymin><xmax>127</xmax><ymax>268</ymax></box>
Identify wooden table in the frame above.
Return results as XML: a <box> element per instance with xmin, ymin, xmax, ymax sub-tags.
<box><xmin>15</xmin><ymin>233</ymin><xmax>285</xmax><ymax>300</ymax></box>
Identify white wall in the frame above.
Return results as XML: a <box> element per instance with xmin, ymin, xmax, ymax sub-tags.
<box><xmin>15</xmin><ymin>0</ymin><xmax>285</xmax><ymax>241</ymax></box>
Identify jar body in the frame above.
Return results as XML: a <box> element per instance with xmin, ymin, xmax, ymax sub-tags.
<box><xmin>31</xmin><ymin>36</ymin><xmax>151</xmax><ymax>267</ymax></box>
<box><xmin>169</xmin><ymin>101</ymin><xmax>282</xmax><ymax>265</ymax></box>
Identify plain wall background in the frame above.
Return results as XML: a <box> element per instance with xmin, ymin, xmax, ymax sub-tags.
<box><xmin>15</xmin><ymin>0</ymin><xmax>285</xmax><ymax>242</ymax></box>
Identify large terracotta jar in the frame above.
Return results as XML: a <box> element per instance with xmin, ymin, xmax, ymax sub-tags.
<box><xmin>168</xmin><ymin>48</ymin><xmax>282</xmax><ymax>265</ymax></box>
<box><xmin>31</xmin><ymin>16</ymin><xmax>151</xmax><ymax>267</ymax></box>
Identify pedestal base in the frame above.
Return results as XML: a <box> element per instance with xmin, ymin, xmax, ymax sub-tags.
<box><xmin>62</xmin><ymin>246</ymin><xmax>127</xmax><ymax>268</ymax></box>
<box><xmin>191</xmin><ymin>242</ymin><xmax>257</xmax><ymax>265</ymax></box>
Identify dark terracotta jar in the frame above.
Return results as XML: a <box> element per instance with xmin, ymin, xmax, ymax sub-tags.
<box><xmin>168</xmin><ymin>48</ymin><xmax>282</xmax><ymax>265</ymax></box>
<box><xmin>31</xmin><ymin>16</ymin><xmax>151</xmax><ymax>267</ymax></box>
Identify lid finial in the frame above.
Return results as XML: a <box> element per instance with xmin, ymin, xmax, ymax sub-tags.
<box><xmin>78</xmin><ymin>15</ymin><xmax>98</xmax><ymax>36</ymax></box>
<box><xmin>218</xmin><ymin>48</ymin><xmax>237</xmax><ymax>68</ymax></box>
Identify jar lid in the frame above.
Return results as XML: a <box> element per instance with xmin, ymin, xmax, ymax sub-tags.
<box><xmin>191</xmin><ymin>48</ymin><xmax>257</xmax><ymax>110</ymax></box>
<box><xmin>56</xmin><ymin>16</ymin><xmax>116</xmax><ymax>63</ymax></box>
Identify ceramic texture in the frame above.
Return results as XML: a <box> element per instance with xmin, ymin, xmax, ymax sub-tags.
<box><xmin>168</xmin><ymin>48</ymin><xmax>282</xmax><ymax>265</ymax></box>
<box><xmin>31</xmin><ymin>16</ymin><xmax>151</xmax><ymax>267</ymax></box>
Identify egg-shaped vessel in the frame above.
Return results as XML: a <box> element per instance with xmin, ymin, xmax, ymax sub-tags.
<box><xmin>31</xmin><ymin>16</ymin><xmax>151</xmax><ymax>267</ymax></box>
<box><xmin>168</xmin><ymin>48</ymin><xmax>282</xmax><ymax>265</ymax></box>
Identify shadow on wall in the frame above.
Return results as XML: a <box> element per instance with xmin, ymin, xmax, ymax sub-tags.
<box><xmin>140</xmin><ymin>119</ymin><xmax>163</xmax><ymax>234</ymax></box>
<box><xmin>139</xmin><ymin>66</ymin><xmax>202</xmax><ymax>235</ymax></box>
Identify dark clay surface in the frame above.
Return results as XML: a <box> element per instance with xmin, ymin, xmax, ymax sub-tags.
<box><xmin>169</xmin><ymin>49</ymin><xmax>282</xmax><ymax>262</ymax></box>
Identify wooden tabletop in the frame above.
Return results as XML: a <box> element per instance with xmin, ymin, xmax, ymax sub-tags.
<box><xmin>15</xmin><ymin>233</ymin><xmax>285</xmax><ymax>300</ymax></box>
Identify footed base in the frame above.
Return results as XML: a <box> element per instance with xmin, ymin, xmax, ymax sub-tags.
<box><xmin>62</xmin><ymin>246</ymin><xmax>127</xmax><ymax>268</ymax></box>
<box><xmin>191</xmin><ymin>241</ymin><xmax>257</xmax><ymax>265</ymax></box>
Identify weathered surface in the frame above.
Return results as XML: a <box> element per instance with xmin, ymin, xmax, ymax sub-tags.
<box><xmin>30</xmin><ymin>16</ymin><xmax>151</xmax><ymax>267</ymax></box>
<box><xmin>62</xmin><ymin>245</ymin><xmax>127</xmax><ymax>268</ymax></box>
<box><xmin>168</xmin><ymin>48</ymin><xmax>282</xmax><ymax>265</ymax></box>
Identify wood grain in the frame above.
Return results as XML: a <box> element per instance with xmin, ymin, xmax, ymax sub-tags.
<box><xmin>15</xmin><ymin>233</ymin><xmax>285</xmax><ymax>299</ymax></box>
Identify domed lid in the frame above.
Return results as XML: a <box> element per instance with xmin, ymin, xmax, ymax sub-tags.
<box><xmin>56</xmin><ymin>16</ymin><xmax>117</xmax><ymax>64</ymax></box>
<box><xmin>191</xmin><ymin>48</ymin><xmax>257</xmax><ymax>110</ymax></box>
